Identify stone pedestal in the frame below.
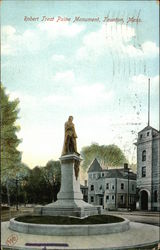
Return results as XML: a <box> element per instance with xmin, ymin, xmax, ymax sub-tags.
<box><xmin>34</xmin><ymin>154</ymin><xmax>102</xmax><ymax>218</ymax></box>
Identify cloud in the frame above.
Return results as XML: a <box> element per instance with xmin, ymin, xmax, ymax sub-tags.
<box><xmin>141</xmin><ymin>41</ymin><xmax>159</xmax><ymax>57</ymax></box>
<box><xmin>43</xmin><ymin>81</ymin><xmax>114</xmax><ymax>112</ymax></box>
<box><xmin>129</xmin><ymin>74</ymin><xmax>159</xmax><ymax>94</ymax></box>
<box><xmin>2</xmin><ymin>25</ymin><xmax>42</xmax><ymax>55</ymax></box>
<box><xmin>52</xmin><ymin>70</ymin><xmax>75</xmax><ymax>83</ymax></box>
<box><xmin>125</xmin><ymin>41</ymin><xmax>159</xmax><ymax>58</ymax></box>
<box><xmin>1</xmin><ymin>26</ymin><xmax>17</xmax><ymax>55</ymax></box>
<box><xmin>6</xmin><ymin>90</ymin><xmax>38</xmax><ymax>110</ymax></box>
<box><xmin>7</xmin><ymin>76</ymin><xmax>114</xmax><ymax>113</ymax></box>
<box><xmin>2</xmin><ymin>22</ymin><xmax>85</xmax><ymax>55</ymax></box>
<box><xmin>76</xmin><ymin>23</ymin><xmax>159</xmax><ymax>60</ymax></box>
<box><xmin>18</xmin><ymin>125</ymin><xmax>63</xmax><ymax>168</ymax></box>
<box><xmin>51</xmin><ymin>54</ymin><xmax>66</xmax><ymax>62</ymax></box>
<box><xmin>43</xmin><ymin>93</ymin><xmax>70</xmax><ymax>105</ymax></box>
<box><xmin>76</xmin><ymin>23</ymin><xmax>135</xmax><ymax>60</ymax></box>
<box><xmin>72</xmin><ymin>83</ymin><xmax>114</xmax><ymax>107</ymax></box>
<box><xmin>38</xmin><ymin>21</ymin><xmax>85</xmax><ymax>38</ymax></box>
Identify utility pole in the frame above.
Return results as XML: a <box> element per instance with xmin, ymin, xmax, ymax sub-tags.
<box><xmin>127</xmin><ymin>169</ymin><xmax>130</xmax><ymax>211</ymax></box>
<box><xmin>115</xmin><ymin>178</ymin><xmax>117</xmax><ymax>210</ymax></box>
<box><xmin>6</xmin><ymin>179</ymin><xmax>11</xmax><ymax>219</ymax></box>
<box><xmin>16</xmin><ymin>178</ymin><xmax>19</xmax><ymax>211</ymax></box>
<box><xmin>148</xmin><ymin>78</ymin><xmax>150</xmax><ymax>126</ymax></box>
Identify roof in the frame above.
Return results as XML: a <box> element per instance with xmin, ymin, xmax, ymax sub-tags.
<box><xmin>139</xmin><ymin>125</ymin><xmax>159</xmax><ymax>134</ymax></box>
<box><xmin>104</xmin><ymin>169</ymin><xmax>136</xmax><ymax>180</ymax></box>
<box><xmin>87</xmin><ymin>159</ymin><xmax>136</xmax><ymax>180</ymax></box>
<box><xmin>87</xmin><ymin>158</ymin><xmax>102</xmax><ymax>173</ymax></box>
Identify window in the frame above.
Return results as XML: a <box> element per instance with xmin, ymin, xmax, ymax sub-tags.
<box><xmin>147</xmin><ymin>132</ymin><xmax>150</xmax><ymax>136</ymax></box>
<box><xmin>112</xmin><ymin>195</ymin><xmax>114</xmax><ymax>200</ymax></box>
<box><xmin>120</xmin><ymin>195</ymin><xmax>124</xmax><ymax>203</ymax></box>
<box><xmin>121</xmin><ymin>183</ymin><xmax>124</xmax><ymax>190</ymax></box>
<box><xmin>132</xmin><ymin>184</ymin><xmax>134</xmax><ymax>191</ymax></box>
<box><xmin>106</xmin><ymin>183</ymin><xmax>109</xmax><ymax>189</ymax></box>
<box><xmin>142</xmin><ymin>166</ymin><xmax>146</xmax><ymax>177</ymax></box>
<box><xmin>91</xmin><ymin>185</ymin><xmax>94</xmax><ymax>191</ymax></box>
<box><xmin>91</xmin><ymin>196</ymin><xmax>94</xmax><ymax>202</ymax></box>
<box><xmin>154</xmin><ymin>191</ymin><xmax>157</xmax><ymax>202</ymax></box>
<box><xmin>112</xmin><ymin>185</ymin><xmax>114</xmax><ymax>190</ymax></box>
<box><xmin>140</xmin><ymin>134</ymin><xmax>143</xmax><ymax>139</ymax></box>
<box><xmin>102</xmin><ymin>173</ymin><xmax>104</xmax><ymax>177</ymax></box>
<box><xmin>106</xmin><ymin>195</ymin><xmax>109</xmax><ymax>201</ymax></box>
<box><xmin>142</xmin><ymin>150</ymin><xmax>146</xmax><ymax>161</ymax></box>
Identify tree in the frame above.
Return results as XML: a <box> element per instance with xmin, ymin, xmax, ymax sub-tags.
<box><xmin>42</xmin><ymin>160</ymin><xmax>61</xmax><ymax>201</ymax></box>
<box><xmin>24</xmin><ymin>162</ymin><xmax>61</xmax><ymax>204</ymax></box>
<box><xmin>81</xmin><ymin>143</ymin><xmax>127</xmax><ymax>171</ymax></box>
<box><xmin>0</xmin><ymin>84</ymin><xmax>22</xmax><ymax>176</ymax></box>
<box><xmin>24</xmin><ymin>166</ymin><xmax>46</xmax><ymax>204</ymax></box>
<box><xmin>1</xmin><ymin>162</ymin><xmax>31</xmax><ymax>207</ymax></box>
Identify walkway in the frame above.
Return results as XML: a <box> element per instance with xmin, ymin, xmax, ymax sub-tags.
<box><xmin>1</xmin><ymin>221</ymin><xmax>159</xmax><ymax>250</ymax></box>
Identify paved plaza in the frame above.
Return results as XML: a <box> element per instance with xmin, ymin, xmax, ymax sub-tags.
<box><xmin>1</xmin><ymin>220</ymin><xmax>159</xmax><ymax>250</ymax></box>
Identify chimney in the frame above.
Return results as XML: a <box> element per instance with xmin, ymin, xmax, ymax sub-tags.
<box><xmin>124</xmin><ymin>163</ymin><xmax>128</xmax><ymax>171</ymax></box>
<box><xmin>84</xmin><ymin>180</ymin><xmax>87</xmax><ymax>187</ymax></box>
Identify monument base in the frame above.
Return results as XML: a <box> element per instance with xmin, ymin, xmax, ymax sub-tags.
<box><xmin>34</xmin><ymin>154</ymin><xmax>102</xmax><ymax>218</ymax></box>
<box><xmin>34</xmin><ymin>200</ymin><xmax>102</xmax><ymax>218</ymax></box>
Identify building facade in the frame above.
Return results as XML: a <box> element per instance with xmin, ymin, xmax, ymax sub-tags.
<box><xmin>136</xmin><ymin>125</ymin><xmax>160</xmax><ymax>211</ymax></box>
<box><xmin>80</xmin><ymin>181</ymin><xmax>88</xmax><ymax>202</ymax></box>
<box><xmin>88</xmin><ymin>159</ymin><xmax>137</xmax><ymax>210</ymax></box>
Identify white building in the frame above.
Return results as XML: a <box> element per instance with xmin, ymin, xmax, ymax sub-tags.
<box><xmin>88</xmin><ymin>159</ymin><xmax>137</xmax><ymax>210</ymax></box>
<box><xmin>135</xmin><ymin>125</ymin><xmax>160</xmax><ymax>211</ymax></box>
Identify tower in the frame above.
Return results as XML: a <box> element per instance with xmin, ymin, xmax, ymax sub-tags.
<box><xmin>135</xmin><ymin>79</ymin><xmax>160</xmax><ymax>211</ymax></box>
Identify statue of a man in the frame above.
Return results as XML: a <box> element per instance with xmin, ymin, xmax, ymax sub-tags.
<box><xmin>62</xmin><ymin>116</ymin><xmax>78</xmax><ymax>155</ymax></box>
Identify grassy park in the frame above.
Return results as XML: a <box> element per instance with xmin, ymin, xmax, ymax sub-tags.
<box><xmin>1</xmin><ymin>206</ymin><xmax>33</xmax><ymax>222</ymax></box>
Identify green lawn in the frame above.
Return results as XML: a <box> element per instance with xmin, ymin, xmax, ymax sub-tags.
<box><xmin>15</xmin><ymin>214</ymin><xmax>124</xmax><ymax>225</ymax></box>
<box><xmin>1</xmin><ymin>206</ymin><xmax>33</xmax><ymax>222</ymax></box>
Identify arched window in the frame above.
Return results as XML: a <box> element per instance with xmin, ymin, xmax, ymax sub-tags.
<box><xmin>154</xmin><ymin>190</ymin><xmax>157</xmax><ymax>202</ymax></box>
<box><xmin>142</xmin><ymin>150</ymin><xmax>146</xmax><ymax>161</ymax></box>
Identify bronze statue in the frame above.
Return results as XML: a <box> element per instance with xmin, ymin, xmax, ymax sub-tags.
<box><xmin>62</xmin><ymin>116</ymin><xmax>78</xmax><ymax>155</ymax></box>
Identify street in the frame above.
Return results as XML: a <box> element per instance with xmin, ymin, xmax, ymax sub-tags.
<box><xmin>106</xmin><ymin>210</ymin><xmax>160</xmax><ymax>227</ymax></box>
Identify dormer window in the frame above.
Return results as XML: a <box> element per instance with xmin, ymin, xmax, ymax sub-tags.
<box><xmin>147</xmin><ymin>132</ymin><xmax>150</xmax><ymax>136</ymax></box>
<box><xmin>142</xmin><ymin>150</ymin><xmax>146</xmax><ymax>161</ymax></box>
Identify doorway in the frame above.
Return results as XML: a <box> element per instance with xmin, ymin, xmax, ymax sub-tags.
<box><xmin>99</xmin><ymin>197</ymin><xmax>103</xmax><ymax>206</ymax></box>
<box><xmin>141</xmin><ymin>190</ymin><xmax>148</xmax><ymax>210</ymax></box>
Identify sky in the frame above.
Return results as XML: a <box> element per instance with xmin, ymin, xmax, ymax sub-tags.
<box><xmin>1</xmin><ymin>0</ymin><xmax>159</xmax><ymax>169</ymax></box>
